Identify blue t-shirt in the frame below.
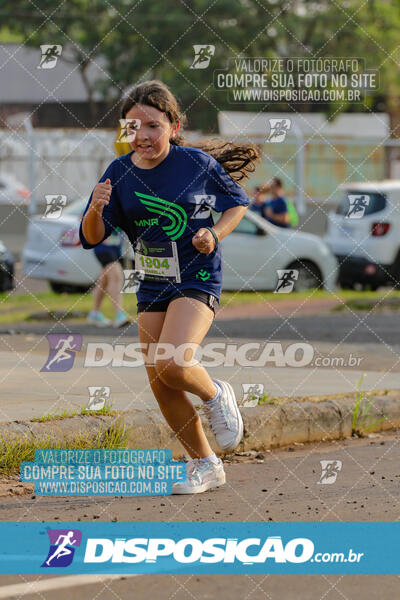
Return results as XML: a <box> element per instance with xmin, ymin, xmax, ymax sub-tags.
<box><xmin>249</xmin><ymin>201</ymin><xmax>267</xmax><ymax>216</ymax></box>
<box><xmin>79</xmin><ymin>144</ymin><xmax>250</xmax><ymax>302</ymax></box>
<box><xmin>264</xmin><ymin>196</ymin><xmax>289</xmax><ymax>228</ymax></box>
<box><xmin>94</xmin><ymin>227</ymin><xmax>123</xmax><ymax>256</ymax></box>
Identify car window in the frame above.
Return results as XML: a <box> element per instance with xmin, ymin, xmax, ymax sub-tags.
<box><xmin>233</xmin><ymin>216</ymin><xmax>262</xmax><ymax>235</ymax></box>
<box><xmin>336</xmin><ymin>191</ymin><xmax>387</xmax><ymax>216</ymax></box>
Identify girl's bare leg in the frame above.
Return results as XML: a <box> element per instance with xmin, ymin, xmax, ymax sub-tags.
<box><xmin>155</xmin><ymin>297</ymin><xmax>218</xmax><ymax>401</ymax></box>
<box><xmin>137</xmin><ymin>309</ymin><xmax>214</xmax><ymax>459</ymax></box>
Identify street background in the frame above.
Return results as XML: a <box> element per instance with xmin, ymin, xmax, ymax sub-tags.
<box><xmin>1</xmin><ymin>0</ymin><xmax>400</xmax><ymax>598</ymax></box>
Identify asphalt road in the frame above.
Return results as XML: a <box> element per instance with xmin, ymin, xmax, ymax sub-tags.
<box><xmin>212</xmin><ymin>313</ymin><xmax>400</xmax><ymax>346</ymax></box>
<box><xmin>3</xmin><ymin>312</ymin><xmax>400</xmax><ymax>347</ymax></box>
<box><xmin>6</xmin><ymin>263</ymin><xmax>400</xmax><ymax>345</ymax></box>
<box><xmin>0</xmin><ymin>431</ymin><xmax>399</xmax><ymax>599</ymax></box>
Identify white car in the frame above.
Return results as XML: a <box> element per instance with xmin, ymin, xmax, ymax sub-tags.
<box><xmin>22</xmin><ymin>198</ymin><xmax>338</xmax><ymax>293</ymax></box>
<box><xmin>324</xmin><ymin>181</ymin><xmax>400</xmax><ymax>290</ymax></box>
<box><xmin>220</xmin><ymin>209</ymin><xmax>338</xmax><ymax>292</ymax></box>
<box><xmin>22</xmin><ymin>198</ymin><xmax>132</xmax><ymax>294</ymax></box>
<box><xmin>0</xmin><ymin>173</ymin><xmax>30</xmax><ymax>205</ymax></box>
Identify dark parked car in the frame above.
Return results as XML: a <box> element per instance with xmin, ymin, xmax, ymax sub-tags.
<box><xmin>0</xmin><ymin>240</ymin><xmax>14</xmax><ymax>292</ymax></box>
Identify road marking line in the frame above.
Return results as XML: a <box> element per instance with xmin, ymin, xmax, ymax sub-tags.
<box><xmin>0</xmin><ymin>574</ymin><xmax>138</xmax><ymax>598</ymax></box>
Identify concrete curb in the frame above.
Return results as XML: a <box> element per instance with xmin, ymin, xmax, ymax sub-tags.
<box><xmin>1</xmin><ymin>391</ymin><xmax>400</xmax><ymax>457</ymax></box>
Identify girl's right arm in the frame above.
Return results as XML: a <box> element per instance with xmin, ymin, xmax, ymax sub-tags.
<box><xmin>81</xmin><ymin>178</ymin><xmax>112</xmax><ymax>245</ymax></box>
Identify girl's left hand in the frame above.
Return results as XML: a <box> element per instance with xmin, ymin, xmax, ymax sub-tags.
<box><xmin>192</xmin><ymin>228</ymin><xmax>216</xmax><ymax>254</ymax></box>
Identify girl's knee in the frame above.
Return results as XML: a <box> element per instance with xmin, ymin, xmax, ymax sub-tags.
<box><xmin>154</xmin><ymin>358</ymin><xmax>186</xmax><ymax>388</ymax></box>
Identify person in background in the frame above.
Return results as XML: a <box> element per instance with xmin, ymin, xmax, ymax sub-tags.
<box><xmin>87</xmin><ymin>225</ymin><xmax>130</xmax><ymax>327</ymax></box>
<box><xmin>249</xmin><ymin>184</ymin><xmax>268</xmax><ymax>216</ymax></box>
<box><xmin>263</xmin><ymin>177</ymin><xmax>291</xmax><ymax>228</ymax></box>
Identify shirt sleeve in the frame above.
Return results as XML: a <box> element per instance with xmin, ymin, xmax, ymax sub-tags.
<box><xmin>79</xmin><ymin>161</ymin><xmax>124</xmax><ymax>249</ymax></box>
<box><xmin>205</xmin><ymin>156</ymin><xmax>250</xmax><ymax>213</ymax></box>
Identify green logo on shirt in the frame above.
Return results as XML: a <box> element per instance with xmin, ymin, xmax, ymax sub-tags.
<box><xmin>196</xmin><ymin>269</ymin><xmax>211</xmax><ymax>281</ymax></box>
<box><xmin>135</xmin><ymin>192</ymin><xmax>187</xmax><ymax>240</ymax></box>
<box><xmin>138</xmin><ymin>239</ymin><xmax>149</xmax><ymax>255</ymax></box>
<box><xmin>134</xmin><ymin>218</ymin><xmax>159</xmax><ymax>227</ymax></box>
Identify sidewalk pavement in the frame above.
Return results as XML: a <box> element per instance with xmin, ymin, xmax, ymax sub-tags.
<box><xmin>0</xmin><ymin>336</ymin><xmax>399</xmax><ymax>423</ymax></box>
<box><xmin>0</xmin><ymin>333</ymin><xmax>399</xmax><ymax>452</ymax></box>
<box><xmin>2</xmin><ymin>391</ymin><xmax>400</xmax><ymax>457</ymax></box>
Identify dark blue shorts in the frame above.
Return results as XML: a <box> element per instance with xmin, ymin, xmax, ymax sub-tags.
<box><xmin>94</xmin><ymin>248</ymin><xmax>122</xmax><ymax>267</ymax></box>
<box><xmin>137</xmin><ymin>288</ymin><xmax>219</xmax><ymax>316</ymax></box>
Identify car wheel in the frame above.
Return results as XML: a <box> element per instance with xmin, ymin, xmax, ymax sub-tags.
<box><xmin>286</xmin><ymin>260</ymin><xmax>322</xmax><ymax>291</ymax></box>
<box><xmin>49</xmin><ymin>281</ymin><xmax>91</xmax><ymax>294</ymax></box>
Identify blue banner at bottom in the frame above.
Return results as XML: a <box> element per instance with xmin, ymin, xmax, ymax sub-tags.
<box><xmin>0</xmin><ymin>522</ymin><xmax>398</xmax><ymax>574</ymax></box>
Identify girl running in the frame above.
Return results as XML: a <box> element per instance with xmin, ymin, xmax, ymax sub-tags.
<box><xmin>80</xmin><ymin>80</ymin><xmax>260</xmax><ymax>494</ymax></box>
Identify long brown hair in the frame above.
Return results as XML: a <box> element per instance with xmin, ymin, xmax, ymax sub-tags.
<box><xmin>121</xmin><ymin>80</ymin><xmax>260</xmax><ymax>183</ymax></box>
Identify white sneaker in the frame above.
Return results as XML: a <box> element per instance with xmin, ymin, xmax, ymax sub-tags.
<box><xmin>172</xmin><ymin>458</ymin><xmax>226</xmax><ymax>494</ymax></box>
<box><xmin>202</xmin><ymin>379</ymin><xmax>243</xmax><ymax>452</ymax></box>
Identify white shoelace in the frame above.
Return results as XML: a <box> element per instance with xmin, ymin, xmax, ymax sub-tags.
<box><xmin>203</xmin><ymin>399</ymin><xmax>230</xmax><ymax>433</ymax></box>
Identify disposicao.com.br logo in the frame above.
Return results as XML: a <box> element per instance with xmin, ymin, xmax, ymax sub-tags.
<box><xmin>81</xmin><ymin>536</ymin><xmax>363</xmax><ymax>566</ymax></box>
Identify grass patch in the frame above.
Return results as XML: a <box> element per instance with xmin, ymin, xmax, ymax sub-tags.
<box><xmin>220</xmin><ymin>289</ymin><xmax>400</xmax><ymax>309</ymax></box>
<box><xmin>333</xmin><ymin>295</ymin><xmax>400</xmax><ymax>313</ymax></box>
<box><xmin>79</xmin><ymin>403</ymin><xmax>115</xmax><ymax>417</ymax></box>
<box><xmin>256</xmin><ymin>393</ymin><xmax>280</xmax><ymax>406</ymax></box>
<box><xmin>352</xmin><ymin>374</ymin><xmax>386</xmax><ymax>437</ymax></box>
<box><xmin>238</xmin><ymin>390</ymin><xmax>281</xmax><ymax>407</ymax></box>
<box><xmin>31</xmin><ymin>403</ymin><xmax>115</xmax><ymax>422</ymax></box>
<box><xmin>31</xmin><ymin>409</ymin><xmax>77</xmax><ymax>422</ymax></box>
<box><xmin>0</xmin><ymin>290</ymin><xmax>137</xmax><ymax>324</ymax></box>
<box><xmin>0</xmin><ymin>288</ymin><xmax>400</xmax><ymax>325</ymax></box>
<box><xmin>219</xmin><ymin>289</ymin><xmax>330</xmax><ymax>307</ymax></box>
<box><xmin>0</xmin><ymin>418</ymin><xmax>128</xmax><ymax>476</ymax></box>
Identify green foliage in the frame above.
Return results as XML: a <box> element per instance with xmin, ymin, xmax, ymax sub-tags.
<box><xmin>0</xmin><ymin>417</ymin><xmax>128</xmax><ymax>476</ymax></box>
<box><xmin>257</xmin><ymin>393</ymin><xmax>280</xmax><ymax>406</ymax></box>
<box><xmin>31</xmin><ymin>402</ymin><xmax>115</xmax><ymax>422</ymax></box>
<box><xmin>352</xmin><ymin>373</ymin><xmax>386</xmax><ymax>437</ymax></box>
<box><xmin>1</xmin><ymin>1</ymin><xmax>399</xmax><ymax>130</ymax></box>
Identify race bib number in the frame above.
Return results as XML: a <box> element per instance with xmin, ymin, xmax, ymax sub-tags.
<box><xmin>134</xmin><ymin>239</ymin><xmax>181</xmax><ymax>283</ymax></box>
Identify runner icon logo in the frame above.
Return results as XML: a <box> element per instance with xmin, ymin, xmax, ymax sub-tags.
<box><xmin>241</xmin><ymin>383</ymin><xmax>265</xmax><ymax>407</ymax></box>
<box><xmin>191</xmin><ymin>195</ymin><xmax>216</xmax><ymax>219</ymax></box>
<box><xmin>318</xmin><ymin>460</ymin><xmax>342</xmax><ymax>484</ymax></box>
<box><xmin>346</xmin><ymin>195</ymin><xmax>370</xmax><ymax>219</ymax></box>
<box><xmin>190</xmin><ymin>45</ymin><xmax>215</xmax><ymax>69</ymax></box>
<box><xmin>266</xmin><ymin>118</ymin><xmax>292</xmax><ymax>143</ymax></box>
<box><xmin>37</xmin><ymin>45</ymin><xmax>62</xmax><ymax>69</ymax></box>
<box><xmin>43</xmin><ymin>195</ymin><xmax>67</xmax><ymax>219</ymax></box>
<box><xmin>41</xmin><ymin>529</ymin><xmax>82</xmax><ymax>568</ymax></box>
<box><xmin>122</xmin><ymin>269</ymin><xmax>145</xmax><ymax>293</ymax></box>
<box><xmin>41</xmin><ymin>334</ymin><xmax>82</xmax><ymax>372</ymax></box>
<box><xmin>274</xmin><ymin>269</ymin><xmax>299</xmax><ymax>293</ymax></box>
<box><xmin>87</xmin><ymin>386</ymin><xmax>111</xmax><ymax>411</ymax></box>
<box><xmin>116</xmin><ymin>119</ymin><xmax>141</xmax><ymax>144</ymax></box>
